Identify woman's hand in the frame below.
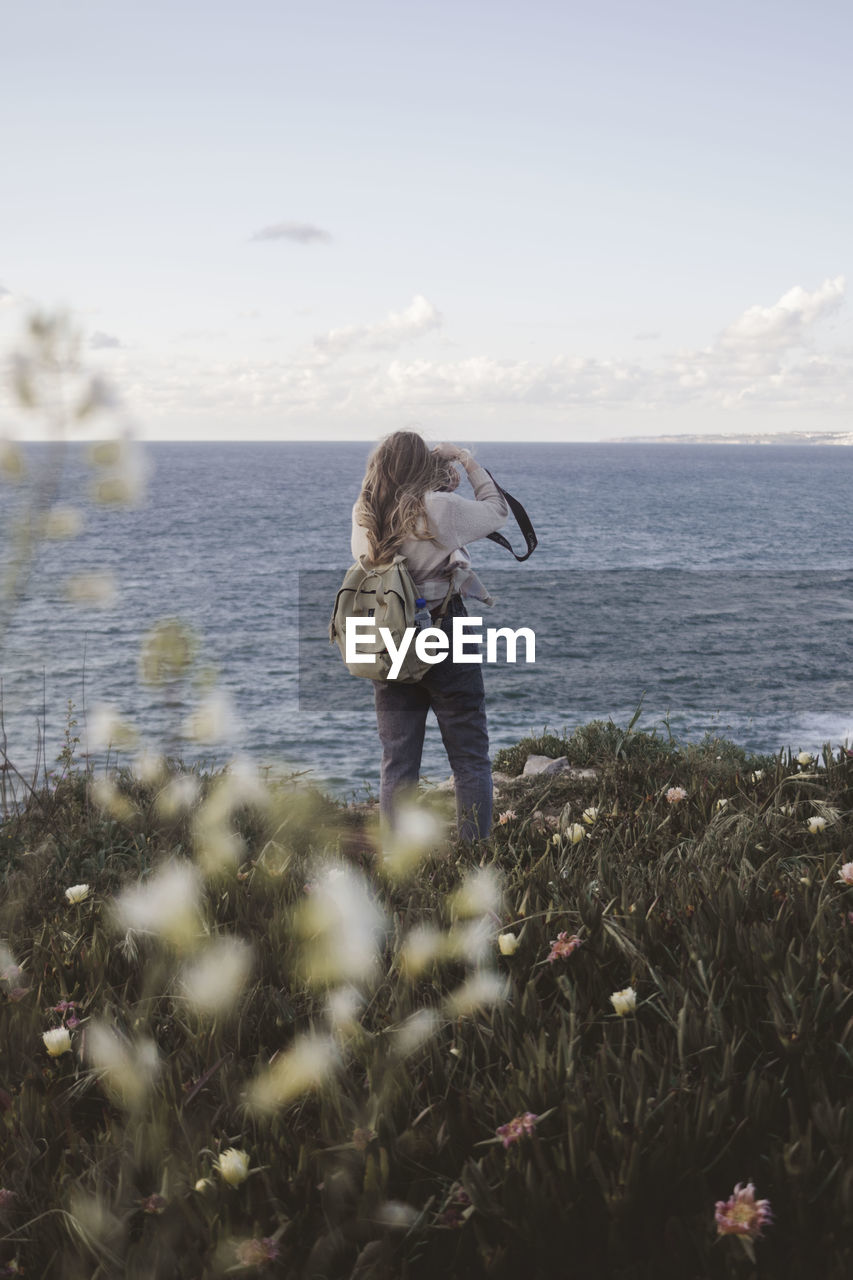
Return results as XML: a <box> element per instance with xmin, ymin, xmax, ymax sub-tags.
<box><xmin>434</xmin><ymin>442</ymin><xmax>474</xmax><ymax>468</ymax></box>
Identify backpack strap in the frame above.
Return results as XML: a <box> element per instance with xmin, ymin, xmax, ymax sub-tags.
<box><xmin>482</xmin><ymin>469</ymin><xmax>538</xmax><ymax>561</ymax></box>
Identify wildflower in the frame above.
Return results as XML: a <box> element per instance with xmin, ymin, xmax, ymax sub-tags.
<box><xmin>234</xmin><ymin>1237</ymin><xmax>280</xmax><ymax>1266</ymax></box>
<box><xmin>392</xmin><ymin>1008</ymin><xmax>440</xmax><ymax>1057</ymax></box>
<box><xmin>400</xmin><ymin>924</ymin><xmax>445</xmax><ymax>975</ymax></box>
<box><xmin>796</xmin><ymin>751</ymin><xmax>813</xmax><ymax>768</ymax></box>
<box><xmin>751</xmin><ymin>770</ymin><xmax>764</xmax><ymax>783</ymax></box>
<box><xmin>140</xmin><ymin>1194</ymin><xmax>167</xmax><ymax>1214</ymax></box>
<box><xmin>551</xmin><ymin>832</ymin><xmax>561</xmax><ymax>846</ymax></box>
<box><xmin>65</xmin><ymin>883</ymin><xmax>91</xmax><ymax>905</ymax></box>
<box><xmin>42</xmin><ymin>1027</ymin><xmax>72</xmax><ymax>1057</ymax></box>
<box><xmin>496</xmin><ymin>1111</ymin><xmax>539</xmax><ymax>1148</ymax></box>
<box><xmin>445</xmin><ymin>970</ymin><xmax>505</xmax><ymax>1016</ymax></box>
<box><xmin>113</xmin><ymin>859</ymin><xmax>201</xmax><ymax>946</ymax></box>
<box><xmin>837</xmin><ymin>862</ymin><xmax>853</xmax><ymax>886</ymax></box>
<box><xmin>248</xmin><ymin>1034</ymin><xmax>340</xmax><ymax>1111</ymax></box>
<box><xmin>582</xmin><ymin>806</ymin><xmax>599</xmax><ymax>824</ymax></box>
<box><xmin>88</xmin><ymin>704</ymin><xmax>139</xmax><ymax>752</ymax></box>
<box><xmin>547</xmin><ymin>932</ymin><xmax>582</xmax><ymax>963</ymax></box>
<box><xmin>497</xmin><ymin>809</ymin><xmax>516</xmax><ymax>825</ymax></box>
<box><xmin>715</xmin><ymin>797</ymin><xmax>729</xmax><ymax>811</ymax></box>
<box><xmin>563</xmin><ymin>822</ymin><xmax>585</xmax><ymax>845</ymax></box>
<box><xmin>665</xmin><ymin>787</ymin><xmax>687</xmax><ymax>804</ymax></box>
<box><xmin>180</xmin><ymin>937</ymin><xmax>253</xmax><ymax>1014</ymax></box>
<box><xmin>86</xmin><ymin>1023</ymin><xmax>160</xmax><ymax>1108</ymax></box>
<box><xmin>714</xmin><ymin>1181</ymin><xmax>773</xmax><ymax>1239</ymax></box>
<box><xmin>216</xmin><ymin>1147</ymin><xmax>250</xmax><ymax>1188</ymax></box>
<box><xmin>376</xmin><ymin>1201</ymin><xmax>419</xmax><ymax>1230</ymax></box>
<box><xmin>610</xmin><ymin>987</ymin><xmax>637</xmax><ymax>1016</ymax></box>
<box><xmin>498</xmin><ymin>931</ymin><xmax>519</xmax><ymax>956</ymax></box>
<box><xmin>807</xmin><ymin>815</ymin><xmax>828</xmax><ymax>834</ymax></box>
<box><xmin>450</xmin><ymin>866</ymin><xmax>501</xmax><ymax>919</ymax></box>
<box><xmin>295</xmin><ymin>862</ymin><xmax>384</xmax><ymax>986</ymax></box>
<box><xmin>65</xmin><ymin>571</ymin><xmax>117</xmax><ymax>607</ymax></box>
<box><xmin>194</xmin><ymin>1178</ymin><xmax>212</xmax><ymax>1193</ymax></box>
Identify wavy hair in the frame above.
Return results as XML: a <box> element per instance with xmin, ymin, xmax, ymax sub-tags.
<box><xmin>355</xmin><ymin>430</ymin><xmax>456</xmax><ymax>565</ymax></box>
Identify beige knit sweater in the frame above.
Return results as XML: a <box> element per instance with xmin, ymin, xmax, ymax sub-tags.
<box><xmin>350</xmin><ymin>462</ymin><xmax>509</xmax><ymax>607</ymax></box>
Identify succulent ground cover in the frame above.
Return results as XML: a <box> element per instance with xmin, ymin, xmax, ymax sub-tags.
<box><xmin>1</xmin><ymin>723</ymin><xmax>852</xmax><ymax>1279</ymax></box>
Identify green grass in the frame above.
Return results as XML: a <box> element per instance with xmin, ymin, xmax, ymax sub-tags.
<box><xmin>1</xmin><ymin>727</ymin><xmax>852</xmax><ymax>1279</ymax></box>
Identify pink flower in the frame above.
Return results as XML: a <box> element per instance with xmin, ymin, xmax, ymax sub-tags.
<box><xmin>547</xmin><ymin>932</ymin><xmax>582</xmax><ymax>963</ymax></box>
<box><xmin>666</xmin><ymin>786</ymin><xmax>688</xmax><ymax>804</ymax></box>
<box><xmin>837</xmin><ymin>862</ymin><xmax>853</xmax><ymax>886</ymax></box>
<box><xmin>234</xmin><ymin>1237</ymin><xmax>280</xmax><ymax>1266</ymax></box>
<box><xmin>496</xmin><ymin>1111</ymin><xmax>539</xmax><ymax>1148</ymax></box>
<box><xmin>140</xmin><ymin>1193</ymin><xmax>167</xmax><ymax>1214</ymax></box>
<box><xmin>714</xmin><ymin>1182</ymin><xmax>773</xmax><ymax>1239</ymax></box>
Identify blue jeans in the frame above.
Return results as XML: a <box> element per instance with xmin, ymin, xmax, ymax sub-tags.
<box><xmin>373</xmin><ymin>595</ymin><xmax>492</xmax><ymax>842</ymax></box>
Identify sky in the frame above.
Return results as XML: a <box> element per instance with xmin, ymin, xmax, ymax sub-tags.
<box><xmin>2</xmin><ymin>0</ymin><xmax>853</xmax><ymax>441</ymax></box>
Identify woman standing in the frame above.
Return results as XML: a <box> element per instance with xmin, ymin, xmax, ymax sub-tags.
<box><xmin>351</xmin><ymin>430</ymin><xmax>508</xmax><ymax>842</ymax></box>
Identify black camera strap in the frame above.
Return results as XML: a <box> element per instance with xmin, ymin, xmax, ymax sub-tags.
<box><xmin>483</xmin><ymin>469</ymin><xmax>538</xmax><ymax>561</ymax></box>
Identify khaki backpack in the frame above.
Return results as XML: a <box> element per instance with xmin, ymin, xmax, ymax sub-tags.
<box><xmin>329</xmin><ymin>555</ymin><xmax>454</xmax><ymax>683</ymax></box>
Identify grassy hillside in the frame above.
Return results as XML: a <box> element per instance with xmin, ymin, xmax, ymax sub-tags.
<box><xmin>1</xmin><ymin>721</ymin><xmax>852</xmax><ymax>1279</ymax></box>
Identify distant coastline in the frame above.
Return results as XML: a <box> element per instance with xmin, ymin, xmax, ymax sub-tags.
<box><xmin>609</xmin><ymin>430</ymin><xmax>853</xmax><ymax>446</ymax></box>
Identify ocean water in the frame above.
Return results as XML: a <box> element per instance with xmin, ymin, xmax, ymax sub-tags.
<box><xmin>2</xmin><ymin>442</ymin><xmax>853</xmax><ymax>796</ymax></box>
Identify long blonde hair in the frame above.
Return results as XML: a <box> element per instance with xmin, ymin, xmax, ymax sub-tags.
<box><xmin>355</xmin><ymin>430</ymin><xmax>455</xmax><ymax>565</ymax></box>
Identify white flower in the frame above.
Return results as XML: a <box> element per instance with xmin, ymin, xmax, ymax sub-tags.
<box><xmin>295</xmin><ymin>863</ymin><xmax>385</xmax><ymax>986</ymax></box>
<box><xmin>113</xmin><ymin>859</ymin><xmax>202</xmax><ymax>945</ymax></box>
<box><xmin>248</xmin><ymin>1034</ymin><xmax>340</xmax><ymax>1112</ymax></box>
<box><xmin>582</xmin><ymin>807</ymin><xmax>599</xmax><ymax>824</ymax></box>
<box><xmin>807</xmin><ymin>815</ymin><xmax>828</xmax><ymax>834</ymax></box>
<box><xmin>65</xmin><ymin>883</ymin><xmax>91</xmax><ymax>905</ymax></box>
<box><xmin>665</xmin><ymin>787</ymin><xmax>687</xmax><ymax>804</ymax></box>
<box><xmin>837</xmin><ymin>862</ymin><xmax>853</xmax><ymax>886</ymax></box>
<box><xmin>797</xmin><ymin>751</ymin><xmax>814</xmax><ymax>768</ymax></box>
<box><xmin>497</xmin><ymin>809</ymin><xmax>516</xmax><ymax>825</ymax></box>
<box><xmin>215</xmin><ymin>1148</ymin><xmax>250</xmax><ymax>1187</ymax></box>
<box><xmin>750</xmin><ymin>770</ymin><xmax>764</xmax><ymax>783</ymax></box>
<box><xmin>715</xmin><ymin>798</ymin><xmax>729</xmax><ymax>811</ymax></box>
<box><xmin>610</xmin><ymin>987</ymin><xmax>637</xmax><ymax>1016</ymax></box>
<box><xmin>180</xmin><ymin>938</ymin><xmax>253</xmax><ymax>1014</ymax></box>
<box><xmin>450</xmin><ymin>867</ymin><xmax>502</xmax><ymax>919</ymax></box>
<box><xmin>392</xmin><ymin>1009</ymin><xmax>440</xmax><ymax>1057</ymax></box>
<box><xmin>498</xmin><ymin>932</ymin><xmax>519</xmax><ymax>956</ymax></box>
<box><xmin>86</xmin><ymin>1023</ymin><xmax>160</xmax><ymax>1108</ymax></box>
<box><xmin>565</xmin><ymin>823</ymin><xmax>586</xmax><ymax>845</ymax></box>
<box><xmin>445</xmin><ymin>970</ymin><xmax>506</xmax><ymax>1016</ymax></box>
<box><xmin>43</xmin><ymin>1027</ymin><xmax>72</xmax><ymax>1057</ymax></box>
<box><xmin>88</xmin><ymin>704</ymin><xmax>139</xmax><ymax>752</ymax></box>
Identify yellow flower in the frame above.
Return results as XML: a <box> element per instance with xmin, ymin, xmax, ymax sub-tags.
<box><xmin>807</xmin><ymin>815</ymin><xmax>828</xmax><ymax>834</ymax></box>
<box><xmin>610</xmin><ymin>987</ymin><xmax>637</xmax><ymax>1016</ymax></box>
<box><xmin>498</xmin><ymin>932</ymin><xmax>519</xmax><ymax>956</ymax></box>
<box><xmin>65</xmin><ymin>883</ymin><xmax>91</xmax><ymax>905</ymax></box>
<box><xmin>582</xmin><ymin>807</ymin><xmax>599</xmax><ymax>824</ymax></box>
<box><xmin>43</xmin><ymin>1027</ymin><xmax>72</xmax><ymax>1057</ymax></box>
<box><xmin>215</xmin><ymin>1148</ymin><xmax>250</xmax><ymax>1187</ymax></box>
<box><xmin>796</xmin><ymin>751</ymin><xmax>814</xmax><ymax>768</ymax></box>
<box><xmin>565</xmin><ymin>823</ymin><xmax>585</xmax><ymax>845</ymax></box>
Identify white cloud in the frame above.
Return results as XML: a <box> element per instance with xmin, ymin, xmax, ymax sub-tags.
<box><xmin>249</xmin><ymin>222</ymin><xmax>332</xmax><ymax>244</ymax></box>
<box><xmin>24</xmin><ymin>279</ymin><xmax>847</xmax><ymax>434</ymax></box>
<box><xmin>313</xmin><ymin>294</ymin><xmax>443</xmax><ymax>359</ymax></box>
<box><xmin>719</xmin><ymin>276</ymin><xmax>844</xmax><ymax>352</ymax></box>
